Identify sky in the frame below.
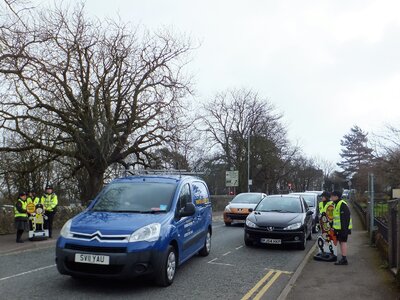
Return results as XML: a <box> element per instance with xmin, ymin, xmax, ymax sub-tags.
<box><xmin>37</xmin><ymin>0</ymin><xmax>400</xmax><ymax>165</ymax></box>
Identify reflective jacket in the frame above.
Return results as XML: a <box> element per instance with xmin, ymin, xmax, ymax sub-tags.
<box><xmin>14</xmin><ymin>198</ymin><xmax>28</xmax><ymax>219</ymax></box>
<box><xmin>319</xmin><ymin>201</ymin><xmax>334</xmax><ymax>214</ymax></box>
<box><xmin>27</xmin><ymin>197</ymin><xmax>40</xmax><ymax>206</ymax></box>
<box><xmin>333</xmin><ymin>200</ymin><xmax>353</xmax><ymax>230</ymax></box>
<box><xmin>41</xmin><ymin>193</ymin><xmax>58</xmax><ymax>212</ymax></box>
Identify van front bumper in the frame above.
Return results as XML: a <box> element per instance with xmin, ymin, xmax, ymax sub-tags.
<box><xmin>56</xmin><ymin>244</ymin><xmax>163</xmax><ymax>279</ymax></box>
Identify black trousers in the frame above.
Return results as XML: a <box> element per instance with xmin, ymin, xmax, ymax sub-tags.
<box><xmin>16</xmin><ymin>229</ymin><xmax>24</xmax><ymax>242</ymax></box>
<box><xmin>45</xmin><ymin>211</ymin><xmax>56</xmax><ymax>238</ymax></box>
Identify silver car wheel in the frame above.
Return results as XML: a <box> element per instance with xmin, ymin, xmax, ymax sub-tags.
<box><xmin>166</xmin><ymin>251</ymin><xmax>176</xmax><ymax>281</ymax></box>
<box><xmin>205</xmin><ymin>231</ymin><xmax>211</xmax><ymax>253</ymax></box>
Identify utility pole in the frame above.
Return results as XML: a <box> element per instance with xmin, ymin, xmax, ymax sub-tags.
<box><xmin>247</xmin><ymin>135</ymin><xmax>250</xmax><ymax>192</ymax></box>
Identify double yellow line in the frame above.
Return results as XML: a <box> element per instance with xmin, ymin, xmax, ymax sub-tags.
<box><xmin>242</xmin><ymin>269</ymin><xmax>291</xmax><ymax>300</ymax></box>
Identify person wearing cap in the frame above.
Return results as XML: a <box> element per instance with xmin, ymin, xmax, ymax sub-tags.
<box><xmin>41</xmin><ymin>185</ymin><xmax>58</xmax><ymax>238</ymax></box>
<box><xmin>14</xmin><ymin>191</ymin><xmax>28</xmax><ymax>243</ymax></box>
<box><xmin>331</xmin><ymin>190</ymin><xmax>352</xmax><ymax>265</ymax></box>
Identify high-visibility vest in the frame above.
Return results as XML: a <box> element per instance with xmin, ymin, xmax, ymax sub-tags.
<box><xmin>41</xmin><ymin>193</ymin><xmax>58</xmax><ymax>212</ymax></box>
<box><xmin>319</xmin><ymin>201</ymin><xmax>334</xmax><ymax>214</ymax></box>
<box><xmin>14</xmin><ymin>198</ymin><xmax>28</xmax><ymax>218</ymax></box>
<box><xmin>333</xmin><ymin>200</ymin><xmax>353</xmax><ymax>230</ymax></box>
<box><xmin>27</xmin><ymin>197</ymin><xmax>40</xmax><ymax>205</ymax></box>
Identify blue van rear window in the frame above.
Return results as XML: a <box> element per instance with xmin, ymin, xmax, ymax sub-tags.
<box><xmin>92</xmin><ymin>182</ymin><xmax>177</xmax><ymax>213</ymax></box>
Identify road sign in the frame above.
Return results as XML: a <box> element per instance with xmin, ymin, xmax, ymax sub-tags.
<box><xmin>226</xmin><ymin>171</ymin><xmax>239</xmax><ymax>187</ymax></box>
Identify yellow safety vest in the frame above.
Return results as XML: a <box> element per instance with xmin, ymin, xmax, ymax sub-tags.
<box><xmin>41</xmin><ymin>193</ymin><xmax>58</xmax><ymax>212</ymax></box>
<box><xmin>27</xmin><ymin>197</ymin><xmax>40</xmax><ymax>205</ymax></box>
<box><xmin>319</xmin><ymin>201</ymin><xmax>334</xmax><ymax>214</ymax></box>
<box><xmin>333</xmin><ymin>200</ymin><xmax>353</xmax><ymax>230</ymax></box>
<box><xmin>14</xmin><ymin>198</ymin><xmax>28</xmax><ymax>218</ymax></box>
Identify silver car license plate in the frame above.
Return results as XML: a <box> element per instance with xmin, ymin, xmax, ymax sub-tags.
<box><xmin>74</xmin><ymin>253</ymin><xmax>110</xmax><ymax>265</ymax></box>
<box><xmin>260</xmin><ymin>238</ymin><xmax>282</xmax><ymax>244</ymax></box>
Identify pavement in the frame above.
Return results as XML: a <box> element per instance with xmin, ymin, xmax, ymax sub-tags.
<box><xmin>283</xmin><ymin>203</ymin><xmax>400</xmax><ymax>300</ymax></box>
<box><xmin>0</xmin><ymin>229</ymin><xmax>60</xmax><ymax>255</ymax></box>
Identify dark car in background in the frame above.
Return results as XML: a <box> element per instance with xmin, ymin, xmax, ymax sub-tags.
<box><xmin>244</xmin><ymin>194</ymin><xmax>313</xmax><ymax>250</ymax></box>
<box><xmin>290</xmin><ymin>192</ymin><xmax>319</xmax><ymax>233</ymax></box>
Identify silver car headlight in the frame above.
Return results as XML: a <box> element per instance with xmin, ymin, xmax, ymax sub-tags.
<box><xmin>283</xmin><ymin>222</ymin><xmax>302</xmax><ymax>230</ymax></box>
<box><xmin>245</xmin><ymin>219</ymin><xmax>258</xmax><ymax>228</ymax></box>
<box><xmin>224</xmin><ymin>206</ymin><xmax>231</xmax><ymax>212</ymax></box>
<box><xmin>60</xmin><ymin>219</ymin><xmax>73</xmax><ymax>238</ymax></box>
<box><xmin>129</xmin><ymin>223</ymin><xmax>161</xmax><ymax>242</ymax></box>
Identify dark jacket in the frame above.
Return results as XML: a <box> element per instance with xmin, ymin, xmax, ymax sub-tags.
<box><xmin>338</xmin><ymin>199</ymin><xmax>351</xmax><ymax>234</ymax></box>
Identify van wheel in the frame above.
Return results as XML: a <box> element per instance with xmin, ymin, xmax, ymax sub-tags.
<box><xmin>199</xmin><ymin>230</ymin><xmax>211</xmax><ymax>256</ymax></box>
<box><xmin>225</xmin><ymin>222</ymin><xmax>232</xmax><ymax>226</ymax></box>
<box><xmin>155</xmin><ymin>246</ymin><xmax>177</xmax><ymax>287</ymax></box>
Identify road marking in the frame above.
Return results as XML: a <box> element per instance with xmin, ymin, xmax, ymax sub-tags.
<box><xmin>266</xmin><ymin>268</ymin><xmax>293</xmax><ymax>275</ymax></box>
<box><xmin>242</xmin><ymin>268</ymin><xmax>292</xmax><ymax>300</ymax></box>
<box><xmin>0</xmin><ymin>264</ymin><xmax>56</xmax><ymax>282</ymax></box>
<box><xmin>235</xmin><ymin>245</ymin><xmax>243</xmax><ymax>250</ymax></box>
<box><xmin>253</xmin><ymin>271</ymin><xmax>282</xmax><ymax>300</ymax></box>
<box><xmin>241</xmin><ymin>270</ymin><xmax>274</xmax><ymax>300</ymax></box>
<box><xmin>222</xmin><ymin>251</ymin><xmax>231</xmax><ymax>256</ymax></box>
<box><xmin>207</xmin><ymin>258</ymin><xmax>234</xmax><ymax>267</ymax></box>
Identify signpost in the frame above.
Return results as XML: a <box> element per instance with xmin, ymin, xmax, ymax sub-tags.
<box><xmin>226</xmin><ymin>171</ymin><xmax>239</xmax><ymax>187</ymax></box>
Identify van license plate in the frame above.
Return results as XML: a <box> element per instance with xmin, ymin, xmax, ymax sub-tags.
<box><xmin>260</xmin><ymin>238</ymin><xmax>281</xmax><ymax>244</ymax></box>
<box><xmin>74</xmin><ymin>253</ymin><xmax>110</xmax><ymax>265</ymax></box>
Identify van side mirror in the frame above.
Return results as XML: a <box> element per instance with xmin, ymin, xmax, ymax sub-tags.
<box><xmin>180</xmin><ymin>203</ymin><xmax>196</xmax><ymax>217</ymax></box>
<box><xmin>248</xmin><ymin>208</ymin><xmax>254</xmax><ymax>213</ymax></box>
<box><xmin>306</xmin><ymin>210</ymin><xmax>313</xmax><ymax>216</ymax></box>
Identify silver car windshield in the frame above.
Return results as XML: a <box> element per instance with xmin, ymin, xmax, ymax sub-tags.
<box><xmin>231</xmin><ymin>193</ymin><xmax>262</xmax><ymax>204</ymax></box>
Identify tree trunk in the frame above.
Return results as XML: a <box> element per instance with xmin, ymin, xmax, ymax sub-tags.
<box><xmin>80</xmin><ymin>168</ymin><xmax>105</xmax><ymax>204</ymax></box>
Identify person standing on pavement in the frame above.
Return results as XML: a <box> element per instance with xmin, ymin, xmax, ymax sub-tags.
<box><xmin>331</xmin><ymin>190</ymin><xmax>352</xmax><ymax>265</ymax></box>
<box><xmin>27</xmin><ymin>190</ymin><xmax>40</xmax><ymax>206</ymax></box>
<box><xmin>318</xmin><ymin>191</ymin><xmax>332</xmax><ymax>216</ymax></box>
<box><xmin>41</xmin><ymin>185</ymin><xmax>58</xmax><ymax>238</ymax></box>
<box><xmin>14</xmin><ymin>191</ymin><xmax>29</xmax><ymax>243</ymax></box>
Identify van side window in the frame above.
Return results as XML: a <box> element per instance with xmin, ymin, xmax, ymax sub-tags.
<box><xmin>192</xmin><ymin>182</ymin><xmax>210</xmax><ymax>206</ymax></box>
<box><xmin>178</xmin><ymin>183</ymin><xmax>192</xmax><ymax>210</ymax></box>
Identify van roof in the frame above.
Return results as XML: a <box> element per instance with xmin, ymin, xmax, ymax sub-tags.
<box><xmin>113</xmin><ymin>174</ymin><xmax>200</xmax><ymax>184</ymax></box>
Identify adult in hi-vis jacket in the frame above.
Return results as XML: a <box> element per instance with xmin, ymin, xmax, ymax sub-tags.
<box><xmin>41</xmin><ymin>185</ymin><xmax>58</xmax><ymax>238</ymax></box>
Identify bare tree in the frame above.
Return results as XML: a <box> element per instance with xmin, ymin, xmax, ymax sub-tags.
<box><xmin>200</xmin><ymin>88</ymin><xmax>293</xmax><ymax>193</ymax></box>
<box><xmin>0</xmin><ymin>3</ymin><xmax>193</xmax><ymax>201</ymax></box>
<box><xmin>314</xmin><ymin>156</ymin><xmax>335</xmax><ymax>179</ymax></box>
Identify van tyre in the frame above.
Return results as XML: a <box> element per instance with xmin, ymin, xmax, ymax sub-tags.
<box><xmin>199</xmin><ymin>230</ymin><xmax>211</xmax><ymax>257</ymax></box>
<box><xmin>225</xmin><ymin>222</ymin><xmax>231</xmax><ymax>226</ymax></box>
<box><xmin>156</xmin><ymin>246</ymin><xmax>177</xmax><ymax>287</ymax></box>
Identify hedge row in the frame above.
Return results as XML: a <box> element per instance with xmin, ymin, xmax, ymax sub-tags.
<box><xmin>0</xmin><ymin>206</ymin><xmax>84</xmax><ymax>235</ymax></box>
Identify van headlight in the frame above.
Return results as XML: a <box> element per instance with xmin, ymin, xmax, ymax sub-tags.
<box><xmin>60</xmin><ymin>219</ymin><xmax>73</xmax><ymax>238</ymax></box>
<box><xmin>283</xmin><ymin>222</ymin><xmax>302</xmax><ymax>230</ymax></box>
<box><xmin>224</xmin><ymin>206</ymin><xmax>231</xmax><ymax>212</ymax></box>
<box><xmin>129</xmin><ymin>223</ymin><xmax>161</xmax><ymax>242</ymax></box>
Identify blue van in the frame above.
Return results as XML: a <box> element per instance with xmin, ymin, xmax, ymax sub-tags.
<box><xmin>56</xmin><ymin>175</ymin><xmax>212</xmax><ymax>286</ymax></box>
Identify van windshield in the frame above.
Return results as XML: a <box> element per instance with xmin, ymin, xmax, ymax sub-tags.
<box><xmin>91</xmin><ymin>182</ymin><xmax>177</xmax><ymax>213</ymax></box>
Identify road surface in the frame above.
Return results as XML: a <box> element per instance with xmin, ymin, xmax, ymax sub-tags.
<box><xmin>0</xmin><ymin>219</ymin><xmax>315</xmax><ymax>300</ymax></box>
